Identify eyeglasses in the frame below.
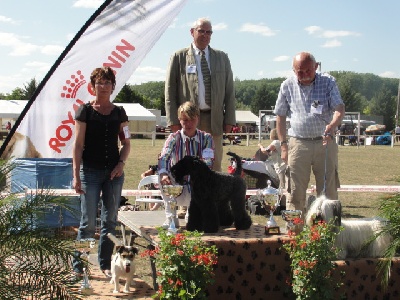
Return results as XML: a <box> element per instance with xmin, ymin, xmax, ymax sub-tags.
<box><xmin>95</xmin><ymin>81</ymin><xmax>113</xmax><ymax>86</ymax></box>
<box><xmin>196</xmin><ymin>29</ymin><xmax>213</xmax><ymax>35</ymax></box>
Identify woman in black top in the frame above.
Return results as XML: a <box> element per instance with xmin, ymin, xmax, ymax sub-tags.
<box><xmin>72</xmin><ymin>66</ymin><xmax>130</xmax><ymax>277</ymax></box>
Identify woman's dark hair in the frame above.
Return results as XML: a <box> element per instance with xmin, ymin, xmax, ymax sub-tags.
<box><xmin>90</xmin><ymin>66</ymin><xmax>116</xmax><ymax>87</ymax></box>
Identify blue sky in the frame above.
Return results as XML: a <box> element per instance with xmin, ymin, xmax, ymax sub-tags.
<box><xmin>1</xmin><ymin>0</ymin><xmax>399</xmax><ymax>94</ymax></box>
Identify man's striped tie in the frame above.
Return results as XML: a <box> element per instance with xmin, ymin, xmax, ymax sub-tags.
<box><xmin>200</xmin><ymin>50</ymin><xmax>211</xmax><ymax>107</ymax></box>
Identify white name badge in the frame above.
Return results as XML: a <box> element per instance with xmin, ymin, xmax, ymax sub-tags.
<box><xmin>202</xmin><ymin>148</ymin><xmax>214</xmax><ymax>159</ymax></box>
<box><xmin>123</xmin><ymin>125</ymin><xmax>130</xmax><ymax>138</ymax></box>
<box><xmin>310</xmin><ymin>104</ymin><xmax>323</xmax><ymax>115</ymax></box>
<box><xmin>186</xmin><ymin>65</ymin><xmax>196</xmax><ymax>74</ymax></box>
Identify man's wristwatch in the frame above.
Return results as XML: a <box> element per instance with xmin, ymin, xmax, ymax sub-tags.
<box><xmin>119</xmin><ymin>159</ymin><xmax>125</xmax><ymax>165</ymax></box>
<box><xmin>280</xmin><ymin>140</ymin><xmax>288</xmax><ymax>146</ymax></box>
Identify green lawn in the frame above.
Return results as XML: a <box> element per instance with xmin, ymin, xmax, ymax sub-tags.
<box><xmin>125</xmin><ymin>138</ymin><xmax>400</xmax><ymax>218</ymax></box>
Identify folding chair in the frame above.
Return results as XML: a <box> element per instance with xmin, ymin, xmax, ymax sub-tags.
<box><xmin>135</xmin><ymin>175</ymin><xmax>164</xmax><ymax>210</ymax></box>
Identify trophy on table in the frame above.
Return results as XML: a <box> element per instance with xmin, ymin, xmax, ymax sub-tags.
<box><xmin>281</xmin><ymin>210</ymin><xmax>303</xmax><ymax>234</ymax></box>
<box><xmin>74</xmin><ymin>238</ymin><xmax>96</xmax><ymax>295</ymax></box>
<box><xmin>161</xmin><ymin>184</ymin><xmax>183</xmax><ymax>234</ymax></box>
<box><xmin>259</xmin><ymin>180</ymin><xmax>281</xmax><ymax>235</ymax></box>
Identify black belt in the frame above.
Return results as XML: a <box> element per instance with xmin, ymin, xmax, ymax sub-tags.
<box><xmin>200</xmin><ymin>109</ymin><xmax>211</xmax><ymax>113</ymax></box>
<box><xmin>292</xmin><ymin>136</ymin><xmax>323</xmax><ymax>141</ymax></box>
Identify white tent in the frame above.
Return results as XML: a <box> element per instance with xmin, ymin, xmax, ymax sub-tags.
<box><xmin>235</xmin><ymin>110</ymin><xmax>259</xmax><ymax>125</ymax></box>
<box><xmin>0</xmin><ymin>100</ymin><xmax>28</xmax><ymax>129</ymax></box>
<box><xmin>119</xmin><ymin>103</ymin><xmax>156</xmax><ymax>134</ymax></box>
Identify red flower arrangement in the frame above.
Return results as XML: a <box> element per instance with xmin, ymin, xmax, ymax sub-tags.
<box><xmin>142</xmin><ymin>228</ymin><xmax>218</xmax><ymax>299</ymax></box>
<box><xmin>282</xmin><ymin>218</ymin><xmax>344</xmax><ymax>300</ymax></box>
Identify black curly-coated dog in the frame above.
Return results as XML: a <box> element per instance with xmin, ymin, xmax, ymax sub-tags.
<box><xmin>170</xmin><ymin>151</ymin><xmax>252</xmax><ymax>233</ymax></box>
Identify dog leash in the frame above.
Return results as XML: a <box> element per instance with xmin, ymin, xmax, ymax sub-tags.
<box><xmin>322</xmin><ymin>133</ymin><xmax>332</xmax><ymax>196</ymax></box>
<box><xmin>323</xmin><ymin>143</ymin><xmax>328</xmax><ymax>195</ymax></box>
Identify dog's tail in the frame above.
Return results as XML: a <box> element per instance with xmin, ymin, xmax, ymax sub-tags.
<box><xmin>226</xmin><ymin>151</ymin><xmax>242</xmax><ymax>177</ymax></box>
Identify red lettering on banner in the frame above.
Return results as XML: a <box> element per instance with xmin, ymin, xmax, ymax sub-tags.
<box><xmin>49</xmin><ymin>99</ymin><xmax>84</xmax><ymax>153</ymax></box>
<box><xmin>49</xmin><ymin>38</ymin><xmax>136</xmax><ymax>154</ymax></box>
<box><xmin>104</xmin><ymin>39</ymin><xmax>135</xmax><ymax>69</ymax></box>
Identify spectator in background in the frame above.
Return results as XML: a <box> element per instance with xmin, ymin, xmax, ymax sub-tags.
<box><xmin>395</xmin><ymin>124</ymin><xmax>400</xmax><ymax>143</ymax></box>
<box><xmin>5</xmin><ymin>121</ymin><xmax>11</xmax><ymax>132</ymax></box>
<box><xmin>165</xmin><ymin>17</ymin><xmax>235</xmax><ymax>172</ymax></box>
<box><xmin>339</xmin><ymin>123</ymin><xmax>346</xmax><ymax>146</ymax></box>
<box><xmin>258</xmin><ymin>128</ymin><xmax>289</xmax><ymax>193</ymax></box>
<box><xmin>140</xmin><ymin>154</ymin><xmax>162</xmax><ymax>211</ymax></box>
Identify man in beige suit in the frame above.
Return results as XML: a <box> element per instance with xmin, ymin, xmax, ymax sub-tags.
<box><xmin>165</xmin><ymin>17</ymin><xmax>236</xmax><ymax>172</ymax></box>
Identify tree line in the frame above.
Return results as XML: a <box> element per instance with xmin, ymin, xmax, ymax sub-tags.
<box><xmin>1</xmin><ymin>71</ymin><xmax>398</xmax><ymax>131</ymax></box>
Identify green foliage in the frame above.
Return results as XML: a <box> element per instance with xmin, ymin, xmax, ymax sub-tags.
<box><xmin>3</xmin><ymin>78</ymin><xmax>39</xmax><ymax>100</ymax></box>
<box><xmin>369</xmin><ymin>85</ymin><xmax>397</xmax><ymax>130</ymax></box>
<box><xmin>114</xmin><ymin>84</ymin><xmax>145</xmax><ymax>104</ymax></box>
<box><xmin>282</xmin><ymin>219</ymin><xmax>343</xmax><ymax>300</ymax></box>
<box><xmin>3</xmin><ymin>72</ymin><xmax>399</xmax><ymax>130</ymax></box>
<box><xmin>142</xmin><ymin>228</ymin><xmax>218</xmax><ymax>299</ymax></box>
<box><xmin>0</xmin><ymin>159</ymin><xmax>84</xmax><ymax>300</ymax></box>
<box><xmin>376</xmin><ymin>194</ymin><xmax>400</xmax><ymax>288</ymax></box>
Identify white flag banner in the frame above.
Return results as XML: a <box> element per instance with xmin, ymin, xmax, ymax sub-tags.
<box><xmin>1</xmin><ymin>0</ymin><xmax>187</xmax><ymax>159</ymax></box>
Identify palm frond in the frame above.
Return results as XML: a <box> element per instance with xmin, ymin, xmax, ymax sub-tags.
<box><xmin>0</xmin><ymin>159</ymin><xmax>84</xmax><ymax>299</ymax></box>
<box><xmin>375</xmin><ymin>193</ymin><xmax>400</xmax><ymax>289</ymax></box>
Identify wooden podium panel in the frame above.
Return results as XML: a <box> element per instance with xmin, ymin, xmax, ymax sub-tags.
<box><xmin>118</xmin><ymin>210</ymin><xmax>400</xmax><ymax>299</ymax></box>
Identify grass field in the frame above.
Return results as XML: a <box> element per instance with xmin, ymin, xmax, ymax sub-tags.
<box><xmin>125</xmin><ymin>137</ymin><xmax>400</xmax><ymax>218</ymax></box>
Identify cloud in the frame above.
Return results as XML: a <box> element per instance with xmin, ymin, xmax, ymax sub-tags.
<box><xmin>305</xmin><ymin>26</ymin><xmax>360</xmax><ymax>38</ymax></box>
<box><xmin>379</xmin><ymin>71</ymin><xmax>397</xmax><ymax>78</ymax></box>
<box><xmin>0</xmin><ymin>15</ymin><xmax>17</xmax><ymax>24</ymax></box>
<box><xmin>25</xmin><ymin>61</ymin><xmax>51</xmax><ymax>72</ymax></box>
<box><xmin>127</xmin><ymin>66</ymin><xmax>166</xmax><ymax>84</ymax></box>
<box><xmin>41</xmin><ymin>45</ymin><xmax>64</xmax><ymax>55</ymax></box>
<box><xmin>213</xmin><ymin>22</ymin><xmax>227</xmax><ymax>31</ymax></box>
<box><xmin>305</xmin><ymin>26</ymin><xmax>322</xmax><ymax>35</ymax></box>
<box><xmin>305</xmin><ymin>26</ymin><xmax>360</xmax><ymax>48</ymax></box>
<box><xmin>0</xmin><ymin>32</ymin><xmax>39</xmax><ymax>56</ymax></box>
<box><xmin>321</xmin><ymin>39</ymin><xmax>342</xmax><ymax>48</ymax></box>
<box><xmin>239</xmin><ymin>23</ymin><xmax>278</xmax><ymax>37</ymax></box>
<box><xmin>0</xmin><ymin>32</ymin><xmax>64</xmax><ymax>57</ymax></box>
<box><xmin>273</xmin><ymin>56</ymin><xmax>290</xmax><ymax>62</ymax></box>
<box><xmin>321</xmin><ymin>30</ymin><xmax>361</xmax><ymax>38</ymax></box>
<box><xmin>73</xmin><ymin>0</ymin><xmax>102</xmax><ymax>8</ymax></box>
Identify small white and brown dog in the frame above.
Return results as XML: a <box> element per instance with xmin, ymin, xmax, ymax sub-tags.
<box><xmin>107</xmin><ymin>233</ymin><xmax>139</xmax><ymax>294</ymax></box>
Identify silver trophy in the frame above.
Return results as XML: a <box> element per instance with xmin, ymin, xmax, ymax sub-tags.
<box><xmin>281</xmin><ymin>210</ymin><xmax>302</xmax><ymax>233</ymax></box>
<box><xmin>259</xmin><ymin>180</ymin><xmax>281</xmax><ymax>234</ymax></box>
<box><xmin>162</xmin><ymin>185</ymin><xmax>184</xmax><ymax>234</ymax></box>
<box><xmin>74</xmin><ymin>238</ymin><xmax>96</xmax><ymax>295</ymax></box>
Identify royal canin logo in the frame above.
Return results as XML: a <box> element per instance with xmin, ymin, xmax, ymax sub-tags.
<box><xmin>48</xmin><ymin>38</ymin><xmax>135</xmax><ymax>154</ymax></box>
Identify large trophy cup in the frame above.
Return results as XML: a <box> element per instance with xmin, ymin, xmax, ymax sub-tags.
<box><xmin>74</xmin><ymin>238</ymin><xmax>96</xmax><ymax>295</ymax></box>
<box><xmin>281</xmin><ymin>210</ymin><xmax>302</xmax><ymax>234</ymax></box>
<box><xmin>162</xmin><ymin>184</ymin><xmax>183</xmax><ymax>234</ymax></box>
<box><xmin>259</xmin><ymin>180</ymin><xmax>281</xmax><ymax>235</ymax></box>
